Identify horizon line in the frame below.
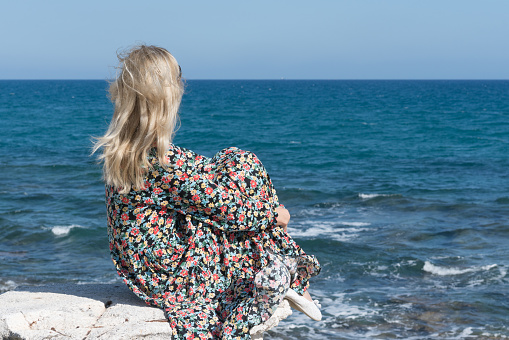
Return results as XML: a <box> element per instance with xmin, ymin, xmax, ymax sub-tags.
<box><xmin>1</xmin><ymin>78</ymin><xmax>509</xmax><ymax>81</ymax></box>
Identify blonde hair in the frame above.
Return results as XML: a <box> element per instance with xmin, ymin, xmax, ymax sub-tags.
<box><xmin>93</xmin><ymin>45</ymin><xmax>184</xmax><ymax>193</ymax></box>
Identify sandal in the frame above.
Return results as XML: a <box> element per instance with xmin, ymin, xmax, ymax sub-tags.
<box><xmin>284</xmin><ymin>288</ymin><xmax>322</xmax><ymax>321</ymax></box>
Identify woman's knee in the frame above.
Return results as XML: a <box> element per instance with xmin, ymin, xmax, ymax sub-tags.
<box><xmin>254</xmin><ymin>258</ymin><xmax>291</xmax><ymax>292</ymax></box>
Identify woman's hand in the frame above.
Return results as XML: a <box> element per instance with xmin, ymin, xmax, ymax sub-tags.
<box><xmin>275</xmin><ymin>206</ymin><xmax>290</xmax><ymax>232</ymax></box>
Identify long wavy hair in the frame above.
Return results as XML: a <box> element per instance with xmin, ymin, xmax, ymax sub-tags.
<box><xmin>92</xmin><ymin>45</ymin><xmax>184</xmax><ymax>193</ymax></box>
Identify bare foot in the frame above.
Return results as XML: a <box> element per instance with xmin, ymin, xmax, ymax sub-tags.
<box><xmin>302</xmin><ymin>290</ymin><xmax>313</xmax><ymax>302</ymax></box>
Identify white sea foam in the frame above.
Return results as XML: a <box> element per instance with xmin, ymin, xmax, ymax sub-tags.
<box><xmin>0</xmin><ymin>280</ymin><xmax>18</xmax><ymax>292</ymax></box>
<box><xmin>50</xmin><ymin>224</ymin><xmax>84</xmax><ymax>236</ymax></box>
<box><xmin>77</xmin><ymin>277</ymin><xmax>122</xmax><ymax>285</ymax></box>
<box><xmin>339</xmin><ymin>221</ymin><xmax>371</xmax><ymax>227</ymax></box>
<box><xmin>322</xmin><ymin>293</ymin><xmax>379</xmax><ymax>319</ymax></box>
<box><xmin>431</xmin><ymin>255</ymin><xmax>463</xmax><ymax>261</ymax></box>
<box><xmin>288</xmin><ymin>226</ymin><xmax>357</xmax><ymax>242</ymax></box>
<box><xmin>423</xmin><ymin>261</ymin><xmax>497</xmax><ymax>276</ymax></box>
<box><xmin>297</xmin><ymin>207</ymin><xmax>345</xmax><ymax>217</ymax></box>
<box><xmin>467</xmin><ymin>265</ymin><xmax>508</xmax><ymax>287</ymax></box>
<box><xmin>457</xmin><ymin>327</ymin><xmax>474</xmax><ymax>338</ymax></box>
<box><xmin>444</xmin><ymin>327</ymin><xmax>475</xmax><ymax>339</ymax></box>
<box><xmin>288</xmin><ymin>220</ymin><xmax>370</xmax><ymax>242</ymax></box>
<box><xmin>497</xmin><ymin>267</ymin><xmax>508</xmax><ymax>281</ymax></box>
<box><xmin>358</xmin><ymin>193</ymin><xmax>392</xmax><ymax>200</ymax></box>
<box><xmin>481</xmin><ymin>332</ymin><xmax>509</xmax><ymax>339</ymax></box>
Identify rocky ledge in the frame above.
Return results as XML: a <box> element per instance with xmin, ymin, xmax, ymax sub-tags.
<box><xmin>0</xmin><ymin>283</ymin><xmax>292</xmax><ymax>340</ymax></box>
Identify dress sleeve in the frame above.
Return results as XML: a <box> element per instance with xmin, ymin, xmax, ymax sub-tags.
<box><xmin>150</xmin><ymin>145</ymin><xmax>277</xmax><ymax>232</ymax></box>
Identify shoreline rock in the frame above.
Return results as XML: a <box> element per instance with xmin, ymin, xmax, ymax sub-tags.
<box><xmin>0</xmin><ymin>283</ymin><xmax>291</xmax><ymax>339</ymax></box>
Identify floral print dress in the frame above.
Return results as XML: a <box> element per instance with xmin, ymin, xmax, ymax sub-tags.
<box><xmin>106</xmin><ymin>145</ymin><xmax>320</xmax><ymax>339</ymax></box>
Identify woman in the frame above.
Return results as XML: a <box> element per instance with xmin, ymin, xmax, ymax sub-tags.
<box><xmin>93</xmin><ymin>45</ymin><xmax>321</xmax><ymax>339</ymax></box>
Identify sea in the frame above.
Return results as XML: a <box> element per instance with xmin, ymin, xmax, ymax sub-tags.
<box><xmin>1</xmin><ymin>79</ymin><xmax>508</xmax><ymax>339</ymax></box>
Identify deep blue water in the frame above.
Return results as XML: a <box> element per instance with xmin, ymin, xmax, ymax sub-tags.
<box><xmin>1</xmin><ymin>80</ymin><xmax>508</xmax><ymax>339</ymax></box>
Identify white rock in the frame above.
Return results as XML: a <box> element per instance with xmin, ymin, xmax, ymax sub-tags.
<box><xmin>0</xmin><ymin>283</ymin><xmax>170</xmax><ymax>340</ymax></box>
<box><xmin>0</xmin><ymin>283</ymin><xmax>292</xmax><ymax>340</ymax></box>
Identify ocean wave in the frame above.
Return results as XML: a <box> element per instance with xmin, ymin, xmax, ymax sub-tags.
<box><xmin>288</xmin><ymin>221</ymin><xmax>370</xmax><ymax>241</ymax></box>
<box><xmin>0</xmin><ymin>251</ymin><xmax>27</xmax><ymax>258</ymax></box>
<box><xmin>77</xmin><ymin>277</ymin><xmax>122</xmax><ymax>285</ymax></box>
<box><xmin>358</xmin><ymin>193</ymin><xmax>398</xmax><ymax>200</ymax></box>
<box><xmin>49</xmin><ymin>224</ymin><xmax>85</xmax><ymax>236</ymax></box>
<box><xmin>297</xmin><ymin>207</ymin><xmax>341</xmax><ymax>217</ymax></box>
<box><xmin>495</xmin><ymin>197</ymin><xmax>509</xmax><ymax>204</ymax></box>
<box><xmin>339</xmin><ymin>221</ymin><xmax>371</xmax><ymax>227</ymax></box>
<box><xmin>467</xmin><ymin>266</ymin><xmax>508</xmax><ymax>287</ymax></box>
<box><xmin>324</xmin><ymin>293</ymin><xmax>379</xmax><ymax>319</ymax></box>
<box><xmin>422</xmin><ymin>261</ymin><xmax>497</xmax><ymax>276</ymax></box>
<box><xmin>0</xmin><ymin>280</ymin><xmax>18</xmax><ymax>293</ymax></box>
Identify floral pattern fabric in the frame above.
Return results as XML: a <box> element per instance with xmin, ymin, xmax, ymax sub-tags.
<box><xmin>106</xmin><ymin>145</ymin><xmax>320</xmax><ymax>339</ymax></box>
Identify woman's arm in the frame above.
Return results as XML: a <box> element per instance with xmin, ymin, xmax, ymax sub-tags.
<box><xmin>151</xmin><ymin>145</ymin><xmax>277</xmax><ymax>232</ymax></box>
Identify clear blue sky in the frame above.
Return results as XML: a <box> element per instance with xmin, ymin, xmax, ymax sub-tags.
<box><xmin>1</xmin><ymin>0</ymin><xmax>508</xmax><ymax>79</ymax></box>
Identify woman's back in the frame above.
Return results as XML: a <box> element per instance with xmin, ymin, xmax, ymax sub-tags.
<box><xmin>94</xmin><ymin>45</ymin><xmax>320</xmax><ymax>339</ymax></box>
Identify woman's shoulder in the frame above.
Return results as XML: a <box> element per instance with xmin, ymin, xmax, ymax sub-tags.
<box><xmin>158</xmin><ymin>144</ymin><xmax>262</xmax><ymax>169</ymax></box>
<box><xmin>211</xmin><ymin>146</ymin><xmax>263</xmax><ymax>166</ymax></box>
<box><xmin>158</xmin><ymin>144</ymin><xmax>210</xmax><ymax>168</ymax></box>
<box><xmin>214</xmin><ymin>146</ymin><xmax>241</xmax><ymax>157</ymax></box>
<box><xmin>167</xmin><ymin>144</ymin><xmax>248</xmax><ymax>163</ymax></box>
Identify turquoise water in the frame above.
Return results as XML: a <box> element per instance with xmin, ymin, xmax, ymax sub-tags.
<box><xmin>1</xmin><ymin>80</ymin><xmax>508</xmax><ymax>339</ymax></box>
